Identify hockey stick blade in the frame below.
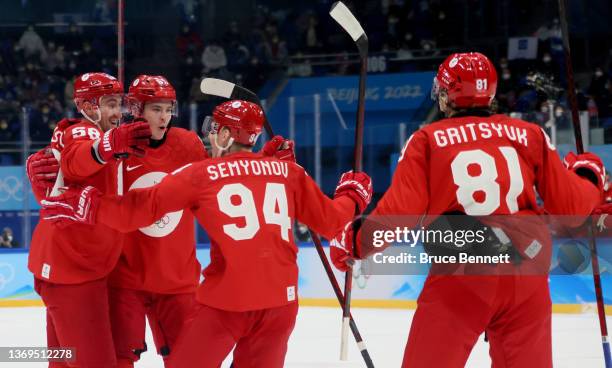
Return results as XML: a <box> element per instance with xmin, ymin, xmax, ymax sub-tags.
<box><xmin>329</xmin><ymin>2</ymin><xmax>368</xmax><ymax>58</ymax></box>
<box><xmin>200</xmin><ymin>78</ymin><xmax>272</xmax><ymax>137</ymax></box>
<box><xmin>200</xmin><ymin>78</ymin><xmax>260</xmax><ymax>104</ymax></box>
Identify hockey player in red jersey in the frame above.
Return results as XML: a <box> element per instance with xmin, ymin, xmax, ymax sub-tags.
<box><xmin>107</xmin><ymin>74</ymin><xmax>208</xmax><ymax>367</ymax></box>
<box><xmin>28</xmin><ymin>72</ymin><xmax>151</xmax><ymax>368</ymax></box>
<box><xmin>330</xmin><ymin>53</ymin><xmax>605</xmax><ymax>367</ymax></box>
<box><xmin>41</xmin><ymin>99</ymin><xmax>373</xmax><ymax>368</ymax></box>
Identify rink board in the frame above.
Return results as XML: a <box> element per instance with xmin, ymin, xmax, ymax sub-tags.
<box><xmin>2</xmin><ymin>240</ymin><xmax>612</xmax><ymax>314</ymax></box>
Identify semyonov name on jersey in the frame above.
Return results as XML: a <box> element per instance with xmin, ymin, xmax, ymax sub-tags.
<box><xmin>433</xmin><ymin>122</ymin><xmax>528</xmax><ymax>148</ymax></box>
<box><xmin>207</xmin><ymin>159</ymin><xmax>289</xmax><ymax>181</ymax></box>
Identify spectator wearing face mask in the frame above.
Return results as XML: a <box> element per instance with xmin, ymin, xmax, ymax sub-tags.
<box><xmin>0</xmin><ymin>227</ymin><xmax>18</xmax><ymax>248</ymax></box>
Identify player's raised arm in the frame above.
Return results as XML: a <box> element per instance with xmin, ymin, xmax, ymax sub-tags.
<box><xmin>59</xmin><ymin>74</ymin><xmax>151</xmax><ymax>180</ymax></box>
<box><xmin>534</xmin><ymin>127</ymin><xmax>604</xmax><ymax>216</ymax></box>
<box><xmin>40</xmin><ymin>162</ymin><xmax>204</xmax><ymax>232</ymax></box>
<box><xmin>293</xmin><ymin>165</ymin><xmax>372</xmax><ymax>240</ymax></box>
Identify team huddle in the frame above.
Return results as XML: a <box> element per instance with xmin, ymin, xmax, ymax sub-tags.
<box><xmin>28</xmin><ymin>52</ymin><xmax>612</xmax><ymax>368</ymax></box>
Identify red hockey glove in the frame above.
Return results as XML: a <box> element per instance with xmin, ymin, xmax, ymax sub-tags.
<box><xmin>594</xmin><ymin>203</ymin><xmax>612</xmax><ymax>232</ymax></box>
<box><xmin>261</xmin><ymin>135</ymin><xmax>296</xmax><ymax>163</ymax></box>
<box><xmin>564</xmin><ymin>152</ymin><xmax>606</xmax><ymax>194</ymax></box>
<box><xmin>26</xmin><ymin>148</ymin><xmax>59</xmax><ymax>197</ymax></box>
<box><xmin>94</xmin><ymin>120</ymin><xmax>151</xmax><ymax>162</ymax></box>
<box><xmin>40</xmin><ymin>186</ymin><xmax>101</xmax><ymax>228</ymax></box>
<box><xmin>330</xmin><ymin>221</ymin><xmax>359</xmax><ymax>272</ymax></box>
<box><xmin>334</xmin><ymin>171</ymin><xmax>372</xmax><ymax>213</ymax></box>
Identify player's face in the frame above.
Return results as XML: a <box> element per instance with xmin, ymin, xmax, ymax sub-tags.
<box><xmin>437</xmin><ymin>90</ymin><xmax>451</xmax><ymax>116</ymax></box>
<box><xmin>208</xmin><ymin>127</ymin><xmax>232</xmax><ymax>157</ymax></box>
<box><xmin>98</xmin><ymin>95</ymin><xmax>123</xmax><ymax>132</ymax></box>
<box><xmin>143</xmin><ymin>101</ymin><xmax>173</xmax><ymax>140</ymax></box>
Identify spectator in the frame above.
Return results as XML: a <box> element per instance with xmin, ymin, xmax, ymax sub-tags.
<box><xmin>16</xmin><ymin>25</ymin><xmax>46</xmax><ymax>61</ymax></box>
<box><xmin>92</xmin><ymin>0</ymin><xmax>114</xmax><ymax>22</ymax></box>
<box><xmin>302</xmin><ymin>14</ymin><xmax>323</xmax><ymax>53</ymax></box>
<box><xmin>0</xmin><ymin>227</ymin><xmax>18</xmax><ymax>248</ymax></box>
<box><xmin>201</xmin><ymin>40</ymin><xmax>227</xmax><ymax>73</ymax></box>
<box><xmin>174</xmin><ymin>0</ymin><xmax>200</xmax><ymax>22</ymax></box>
<box><xmin>78</xmin><ymin>41</ymin><xmax>100</xmax><ymax>72</ymax></box>
<box><xmin>223</xmin><ymin>21</ymin><xmax>243</xmax><ymax>45</ymax></box>
<box><xmin>265</xmin><ymin>34</ymin><xmax>288</xmax><ymax>66</ymax></box>
<box><xmin>226</xmin><ymin>40</ymin><xmax>250</xmax><ymax>76</ymax></box>
<box><xmin>61</xmin><ymin>23</ymin><xmax>84</xmax><ymax>53</ymax></box>
<box><xmin>176</xmin><ymin>24</ymin><xmax>203</xmax><ymax>57</ymax></box>
<box><xmin>43</xmin><ymin>41</ymin><xmax>65</xmax><ymax>73</ymax></box>
<box><xmin>589</xmin><ymin>67</ymin><xmax>609</xmax><ymax>99</ymax></box>
<box><xmin>0</xmin><ymin>118</ymin><xmax>18</xmax><ymax>142</ymax></box>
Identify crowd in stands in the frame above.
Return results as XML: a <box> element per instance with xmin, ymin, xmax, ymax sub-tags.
<box><xmin>0</xmin><ymin>0</ymin><xmax>611</xmax><ymax>149</ymax></box>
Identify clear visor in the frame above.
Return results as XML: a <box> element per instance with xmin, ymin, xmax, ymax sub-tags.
<box><xmin>201</xmin><ymin>116</ymin><xmax>219</xmax><ymax>136</ymax></box>
<box><xmin>430</xmin><ymin>77</ymin><xmax>440</xmax><ymax>101</ymax></box>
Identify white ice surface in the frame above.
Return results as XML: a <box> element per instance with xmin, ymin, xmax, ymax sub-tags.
<box><xmin>0</xmin><ymin>306</ymin><xmax>609</xmax><ymax>367</ymax></box>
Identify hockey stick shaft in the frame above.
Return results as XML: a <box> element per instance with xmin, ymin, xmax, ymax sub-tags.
<box><xmin>557</xmin><ymin>0</ymin><xmax>611</xmax><ymax>365</ymax></box>
<box><xmin>330</xmin><ymin>1</ymin><xmax>368</xmax><ymax>361</ymax></box>
<box><xmin>311</xmin><ymin>230</ymin><xmax>375</xmax><ymax>368</ymax></box>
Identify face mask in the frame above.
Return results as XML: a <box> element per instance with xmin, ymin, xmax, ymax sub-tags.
<box><xmin>595</xmin><ymin>70</ymin><xmax>603</xmax><ymax>77</ymax></box>
<box><xmin>543</xmin><ymin>56</ymin><xmax>551</xmax><ymax>63</ymax></box>
<box><xmin>555</xmin><ymin>109</ymin><xmax>563</xmax><ymax>117</ymax></box>
<box><xmin>503</xmin><ymin>74</ymin><xmax>511</xmax><ymax>80</ymax></box>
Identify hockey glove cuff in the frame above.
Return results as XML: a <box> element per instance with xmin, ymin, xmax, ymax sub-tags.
<box><xmin>334</xmin><ymin>171</ymin><xmax>373</xmax><ymax>213</ymax></box>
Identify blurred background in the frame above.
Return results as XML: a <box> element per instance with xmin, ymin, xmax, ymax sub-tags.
<box><xmin>0</xmin><ymin>0</ymin><xmax>611</xmax><ymax>247</ymax></box>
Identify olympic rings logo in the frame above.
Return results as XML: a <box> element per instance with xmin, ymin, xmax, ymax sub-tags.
<box><xmin>0</xmin><ymin>263</ymin><xmax>15</xmax><ymax>291</ymax></box>
<box><xmin>155</xmin><ymin>215</ymin><xmax>171</xmax><ymax>229</ymax></box>
<box><xmin>0</xmin><ymin>176</ymin><xmax>24</xmax><ymax>202</ymax></box>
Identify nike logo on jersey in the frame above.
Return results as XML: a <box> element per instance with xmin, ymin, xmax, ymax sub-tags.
<box><xmin>126</xmin><ymin>164</ymin><xmax>143</xmax><ymax>172</ymax></box>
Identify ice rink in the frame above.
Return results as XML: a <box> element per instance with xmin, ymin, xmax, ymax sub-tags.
<box><xmin>0</xmin><ymin>306</ymin><xmax>610</xmax><ymax>367</ymax></box>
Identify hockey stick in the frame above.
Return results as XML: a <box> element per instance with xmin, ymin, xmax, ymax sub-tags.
<box><xmin>557</xmin><ymin>0</ymin><xmax>612</xmax><ymax>366</ymax></box>
<box><xmin>49</xmin><ymin>148</ymin><xmax>64</xmax><ymax>197</ymax></box>
<box><xmin>200</xmin><ymin>78</ymin><xmax>375</xmax><ymax>368</ymax></box>
<box><xmin>329</xmin><ymin>1</ymin><xmax>368</xmax><ymax>361</ymax></box>
<box><xmin>200</xmin><ymin>78</ymin><xmax>264</xmax><ymax>110</ymax></box>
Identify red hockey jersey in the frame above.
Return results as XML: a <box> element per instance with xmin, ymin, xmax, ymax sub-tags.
<box><xmin>375</xmin><ymin>113</ymin><xmax>600</xmax><ymax>218</ymax></box>
<box><xmin>29</xmin><ymin>119</ymin><xmax>124</xmax><ymax>284</ymax></box>
<box><xmin>108</xmin><ymin>127</ymin><xmax>208</xmax><ymax>294</ymax></box>
<box><xmin>96</xmin><ymin>152</ymin><xmax>355</xmax><ymax>311</ymax></box>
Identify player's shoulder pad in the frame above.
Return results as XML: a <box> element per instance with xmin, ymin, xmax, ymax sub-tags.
<box><xmin>398</xmin><ymin>129</ymin><xmax>428</xmax><ymax>162</ymax></box>
<box><xmin>56</xmin><ymin>118</ymin><xmax>83</xmax><ymax>131</ymax></box>
<box><xmin>165</xmin><ymin>128</ymin><xmax>207</xmax><ymax>162</ymax></box>
<box><xmin>168</xmin><ymin>127</ymin><xmax>203</xmax><ymax>145</ymax></box>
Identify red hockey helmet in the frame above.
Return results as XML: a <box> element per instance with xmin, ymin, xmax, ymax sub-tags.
<box><xmin>73</xmin><ymin>72</ymin><xmax>123</xmax><ymax>110</ymax></box>
<box><xmin>127</xmin><ymin>75</ymin><xmax>177</xmax><ymax>116</ymax></box>
<box><xmin>204</xmin><ymin>100</ymin><xmax>264</xmax><ymax>147</ymax></box>
<box><xmin>433</xmin><ymin>52</ymin><xmax>497</xmax><ymax>108</ymax></box>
